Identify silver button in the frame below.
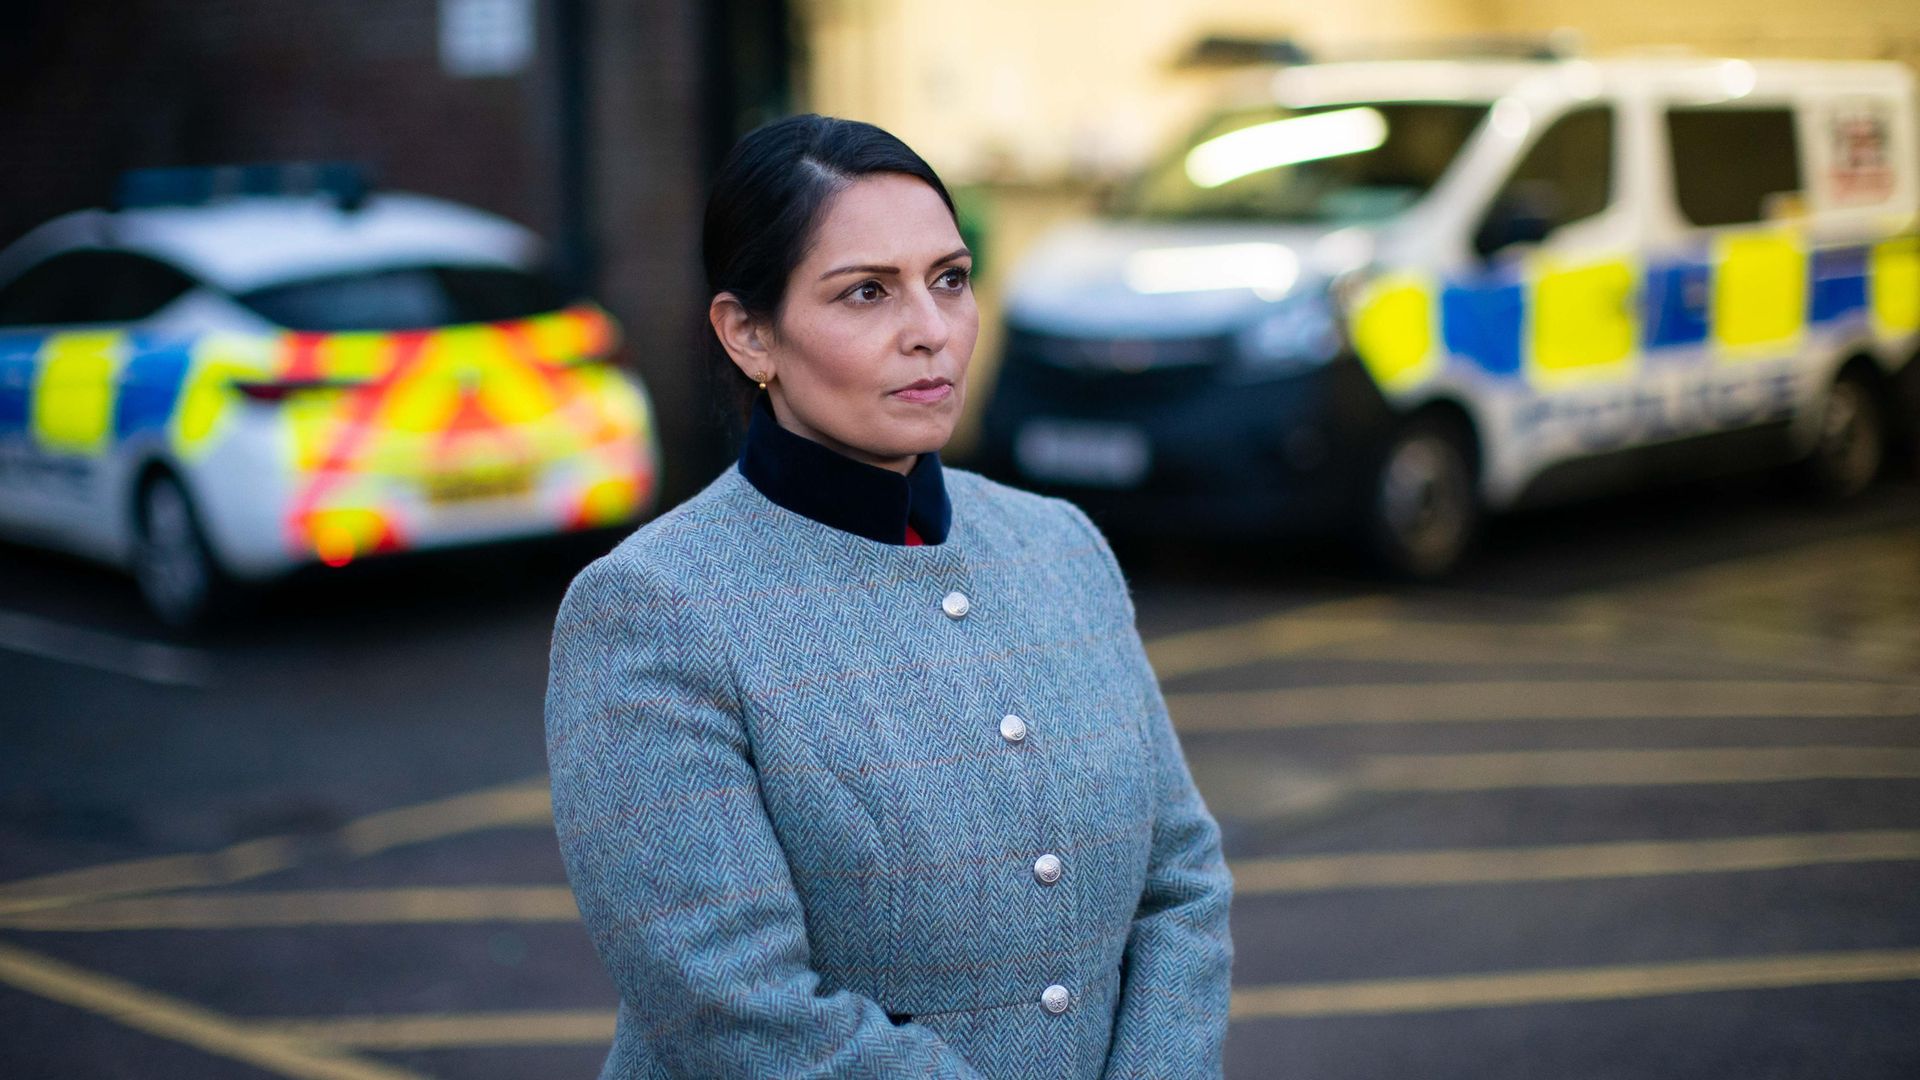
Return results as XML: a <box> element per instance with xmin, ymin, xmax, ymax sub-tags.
<box><xmin>1033</xmin><ymin>853</ymin><xmax>1063</xmax><ymax>885</ymax></box>
<box><xmin>1040</xmin><ymin>984</ymin><xmax>1071</xmax><ymax>1014</ymax></box>
<box><xmin>941</xmin><ymin>591</ymin><xmax>971</xmax><ymax>619</ymax></box>
<box><xmin>999</xmin><ymin>714</ymin><xmax>1028</xmax><ymax>743</ymax></box>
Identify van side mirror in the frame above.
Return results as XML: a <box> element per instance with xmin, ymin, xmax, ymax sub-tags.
<box><xmin>1473</xmin><ymin>186</ymin><xmax>1558</xmax><ymax>261</ymax></box>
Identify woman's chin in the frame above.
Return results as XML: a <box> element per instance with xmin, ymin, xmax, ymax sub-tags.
<box><xmin>863</xmin><ymin>416</ymin><xmax>959</xmax><ymax>461</ymax></box>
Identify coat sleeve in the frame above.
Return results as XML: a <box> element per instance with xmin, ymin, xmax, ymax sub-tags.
<box><xmin>1062</xmin><ymin>508</ymin><xmax>1235</xmax><ymax>1080</ymax></box>
<box><xmin>545</xmin><ymin>554</ymin><xmax>987</xmax><ymax>1079</ymax></box>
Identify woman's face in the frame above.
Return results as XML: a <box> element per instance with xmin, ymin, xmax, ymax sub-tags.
<box><xmin>714</xmin><ymin>173</ymin><xmax>977</xmax><ymax>473</ymax></box>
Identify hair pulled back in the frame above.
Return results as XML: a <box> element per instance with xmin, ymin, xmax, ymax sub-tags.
<box><xmin>701</xmin><ymin>114</ymin><xmax>958</xmax><ymax>407</ymax></box>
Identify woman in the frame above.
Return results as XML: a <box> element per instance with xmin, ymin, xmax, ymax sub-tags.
<box><xmin>546</xmin><ymin>114</ymin><xmax>1233</xmax><ymax>1079</ymax></box>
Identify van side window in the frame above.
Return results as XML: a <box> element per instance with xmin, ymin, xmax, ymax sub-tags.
<box><xmin>1666</xmin><ymin>107</ymin><xmax>1803</xmax><ymax>227</ymax></box>
<box><xmin>1474</xmin><ymin>107</ymin><xmax>1614</xmax><ymax>259</ymax></box>
<box><xmin>0</xmin><ymin>250</ymin><xmax>196</xmax><ymax>328</ymax></box>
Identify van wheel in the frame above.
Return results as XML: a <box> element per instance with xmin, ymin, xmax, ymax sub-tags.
<box><xmin>1365</xmin><ymin>414</ymin><xmax>1478</xmax><ymax>579</ymax></box>
<box><xmin>133</xmin><ymin>472</ymin><xmax>229</xmax><ymax>631</ymax></box>
<box><xmin>1800</xmin><ymin>372</ymin><xmax>1885</xmax><ymax>499</ymax></box>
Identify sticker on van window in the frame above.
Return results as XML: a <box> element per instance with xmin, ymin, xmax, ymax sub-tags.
<box><xmin>1827</xmin><ymin>101</ymin><xmax>1894</xmax><ymax>206</ymax></box>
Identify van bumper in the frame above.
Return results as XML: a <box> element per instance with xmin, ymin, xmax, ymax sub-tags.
<box><xmin>971</xmin><ymin>354</ymin><xmax>1396</xmax><ymax>538</ymax></box>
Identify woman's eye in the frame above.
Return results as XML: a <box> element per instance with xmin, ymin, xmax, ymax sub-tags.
<box><xmin>848</xmin><ymin>281</ymin><xmax>885</xmax><ymax>303</ymax></box>
<box><xmin>936</xmin><ymin>267</ymin><xmax>971</xmax><ymax>291</ymax></box>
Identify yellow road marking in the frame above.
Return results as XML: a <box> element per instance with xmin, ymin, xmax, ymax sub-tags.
<box><xmin>0</xmin><ymin>837</ymin><xmax>297</xmax><ymax>917</ymax></box>
<box><xmin>1167</xmin><ymin>679</ymin><xmax>1920</xmax><ymax>731</ymax></box>
<box><xmin>0</xmin><ymin>775</ymin><xmax>550</xmax><ymax>915</ymax></box>
<box><xmin>0</xmin><ymin>886</ymin><xmax>579</xmax><ymax>932</ymax></box>
<box><xmin>253</xmin><ymin>1009</ymin><xmax>616</xmax><ymax>1050</ymax></box>
<box><xmin>237</xmin><ymin>947</ymin><xmax>1920</xmax><ymax>1045</ymax></box>
<box><xmin>1361</xmin><ymin>747</ymin><xmax>1920</xmax><ymax>792</ymax></box>
<box><xmin>1232</xmin><ymin>829</ymin><xmax>1920</xmax><ymax>894</ymax></box>
<box><xmin>337</xmin><ymin>779</ymin><xmax>550</xmax><ymax>857</ymax></box>
<box><xmin>1229</xmin><ymin>947</ymin><xmax>1920</xmax><ymax>1019</ymax></box>
<box><xmin>1145</xmin><ymin>596</ymin><xmax>1394</xmax><ymax>680</ymax></box>
<box><xmin>1572</xmin><ymin>528</ymin><xmax>1920</xmax><ymax>607</ymax></box>
<box><xmin>0</xmin><ymin>940</ymin><xmax>427</xmax><ymax>1080</ymax></box>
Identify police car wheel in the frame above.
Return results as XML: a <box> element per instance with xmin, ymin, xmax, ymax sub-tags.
<box><xmin>1366</xmin><ymin>418</ymin><xmax>1478</xmax><ymax>579</ymax></box>
<box><xmin>1804</xmin><ymin>374</ymin><xmax>1884</xmax><ymax>500</ymax></box>
<box><xmin>134</xmin><ymin>474</ymin><xmax>226</xmax><ymax>630</ymax></box>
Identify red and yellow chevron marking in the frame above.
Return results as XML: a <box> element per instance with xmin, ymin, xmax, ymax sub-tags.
<box><xmin>259</xmin><ymin>305</ymin><xmax>650</xmax><ymax>563</ymax></box>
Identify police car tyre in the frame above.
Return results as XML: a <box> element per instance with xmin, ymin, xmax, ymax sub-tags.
<box><xmin>1800</xmin><ymin>373</ymin><xmax>1885</xmax><ymax>501</ymax></box>
<box><xmin>133</xmin><ymin>472</ymin><xmax>230</xmax><ymax>630</ymax></box>
<box><xmin>1365</xmin><ymin>415</ymin><xmax>1478</xmax><ymax>580</ymax></box>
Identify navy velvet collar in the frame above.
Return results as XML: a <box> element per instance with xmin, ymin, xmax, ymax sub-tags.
<box><xmin>735</xmin><ymin>395</ymin><xmax>952</xmax><ymax>546</ymax></box>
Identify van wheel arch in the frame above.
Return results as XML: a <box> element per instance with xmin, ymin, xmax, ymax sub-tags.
<box><xmin>1797</xmin><ymin>355</ymin><xmax>1891</xmax><ymax>499</ymax></box>
<box><xmin>1361</xmin><ymin>399</ymin><xmax>1484</xmax><ymax>579</ymax></box>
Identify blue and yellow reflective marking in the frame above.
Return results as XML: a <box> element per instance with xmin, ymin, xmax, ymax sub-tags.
<box><xmin>31</xmin><ymin>332</ymin><xmax>124</xmax><ymax>455</ymax></box>
<box><xmin>1349</xmin><ymin>232</ymin><xmax>1920</xmax><ymax>391</ymax></box>
<box><xmin>0</xmin><ymin>337</ymin><xmax>35</xmax><ymax>434</ymax></box>
<box><xmin>1871</xmin><ymin>237</ymin><xmax>1920</xmax><ymax>337</ymax></box>
<box><xmin>1350</xmin><ymin>272</ymin><xmax>1440</xmax><ymax>392</ymax></box>
<box><xmin>1641</xmin><ymin>260</ymin><xmax>1710</xmax><ymax>349</ymax></box>
<box><xmin>113</xmin><ymin>338</ymin><xmax>192</xmax><ymax>439</ymax></box>
<box><xmin>1529</xmin><ymin>255</ymin><xmax>1638</xmax><ymax>388</ymax></box>
<box><xmin>1712</xmin><ymin>232</ymin><xmax>1806</xmax><ymax>357</ymax></box>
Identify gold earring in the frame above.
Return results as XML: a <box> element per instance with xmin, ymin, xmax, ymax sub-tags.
<box><xmin>755</xmin><ymin>371</ymin><xmax>769</xmax><ymax>391</ymax></box>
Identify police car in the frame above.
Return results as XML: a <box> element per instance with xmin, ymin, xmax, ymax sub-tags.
<box><xmin>0</xmin><ymin>164</ymin><xmax>659</xmax><ymax>626</ymax></box>
<box><xmin>976</xmin><ymin>55</ymin><xmax>1920</xmax><ymax>576</ymax></box>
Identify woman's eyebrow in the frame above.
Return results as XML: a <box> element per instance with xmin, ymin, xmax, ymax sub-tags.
<box><xmin>818</xmin><ymin>247</ymin><xmax>972</xmax><ymax>281</ymax></box>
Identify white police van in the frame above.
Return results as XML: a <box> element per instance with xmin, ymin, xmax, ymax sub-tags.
<box><xmin>977</xmin><ymin>55</ymin><xmax>1920</xmax><ymax>575</ymax></box>
<box><xmin>0</xmin><ymin>165</ymin><xmax>660</xmax><ymax>626</ymax></box>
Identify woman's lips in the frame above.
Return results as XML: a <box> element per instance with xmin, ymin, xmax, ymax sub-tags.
<box><xmin>890</xmin><ymin>380</ymin><xmax>953</xmax><ymax>404</ymax></box>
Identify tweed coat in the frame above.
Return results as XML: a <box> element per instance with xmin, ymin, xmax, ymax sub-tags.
<box><xmin>545</xmin><ymin>463</ymin><xmax>1234</xmax><ymax>1079</ymax></box>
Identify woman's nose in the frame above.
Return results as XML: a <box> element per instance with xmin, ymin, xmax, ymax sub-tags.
<box><xmin>899</xmin><ymin>285</ymin><xmax>951</xmax><ymax>356</ymax></box>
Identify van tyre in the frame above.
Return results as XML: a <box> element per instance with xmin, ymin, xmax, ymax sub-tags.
<box><xmin>1364</xmin><ymin>414</ymin><xmax>1478</xmax><ymax>579</ymax></box>
<box><xmin>1800</xmin><ymin>372</ymin><xmax>1885</xmax><ymax>500</ymax></box>
<box><xmin>133</xmin><ymin>472</ymin><xmax>231</xmax><ymax>631</ymax></box>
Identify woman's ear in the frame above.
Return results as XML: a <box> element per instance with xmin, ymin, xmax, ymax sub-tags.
<box><xmin>708</xmin><ymin>293</ymin><xmax>775</xmax><ymax>383</ymax></box>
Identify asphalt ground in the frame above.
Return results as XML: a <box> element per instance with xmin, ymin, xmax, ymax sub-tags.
<box><xmin>2</xmin><ymin>469</ymin><xmax>1918</xmax><ymax>1079</ymax></box>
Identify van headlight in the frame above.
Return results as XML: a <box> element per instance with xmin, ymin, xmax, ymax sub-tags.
<box><xmin>1233</xmin><ymin>293</ymin><xmax>1342</xmax><ymax>378</ymax></box>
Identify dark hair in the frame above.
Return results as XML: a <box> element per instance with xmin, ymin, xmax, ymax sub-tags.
<box><xmin>701</xmin><ymin>114</ymin><xmax>959</xmax><ymax>409</ymax></box>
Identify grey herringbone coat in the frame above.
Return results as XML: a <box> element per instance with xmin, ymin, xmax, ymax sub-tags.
<box><xmin>546</xmin><ymin>465</ymin><xmax>1233</xmax><ymax>1079</ymax></box>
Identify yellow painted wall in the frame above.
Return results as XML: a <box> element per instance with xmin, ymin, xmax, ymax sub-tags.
<box><xmin>797</xmin><ymin>0</ymin><xmax>1491</xmax><ymax>183</ymax></box>
<box><xmin>1485</xmin><ymin>0</ymin><xmax>1920</xmax><ymax>71</ymax></box>
<box><xmin>798</xmin><ymin>0</ymin><xmax>1916</xmax><ymax>185</ymax></box>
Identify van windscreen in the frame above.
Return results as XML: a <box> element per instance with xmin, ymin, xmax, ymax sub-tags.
<box><xmin>1121</xmin><ymin>102</ymin><xmax>1490</xmax><ymax>224</ymax></box>
<box><xmin>236</xmin><ymin>265</ymin><xmax>569</xmax><ymax>332</ymax></box>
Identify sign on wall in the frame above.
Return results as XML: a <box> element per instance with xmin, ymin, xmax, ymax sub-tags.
<box><xmin>439</xmin><ymin>0</ymin><xmax>535</xmax><ymax>78</ymax></box>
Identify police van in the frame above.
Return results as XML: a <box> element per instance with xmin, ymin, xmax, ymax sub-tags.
<box><xmin>975</xmin><ymin>55</ymin><xmax>1920</xmax><ymax>575</ymax></box>
<box><xmin>0</xmin><ymin>165</ymin><xmax>660</xmax><ymax>626</ymax></box>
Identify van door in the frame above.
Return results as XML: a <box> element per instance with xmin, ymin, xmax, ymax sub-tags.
<box><xmin>1646</xmin><ymin>102</ymin><xmax>1809</xmax><ymax>442</ymax></box>
<box><xmin>1452</xmin><ymin>103</ymin><xmax>1638</xmax><ymax>497</ymax></box>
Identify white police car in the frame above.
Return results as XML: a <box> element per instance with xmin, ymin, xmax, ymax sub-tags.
<box><xmin>0</xmin><ymin>164</ymin><xmax>659</xmax><ymax>626</ymax></box>
<box><xmin>977</xmin><ymin>55</ymin><xmax>1920</xmax><ymax>575</ymax></box>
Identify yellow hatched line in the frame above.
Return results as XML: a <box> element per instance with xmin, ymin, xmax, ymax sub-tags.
<box><xmin>229</xmin><ymin>947</ymin><xmax>1920</xmax><ymax>1046</ymax></box>
<box><xmin>0</xmin><ymin>886</ymin><xmax>579</xmax><ymax>932</ymax></box>
<box><xmin>1145</xmin><ymin>596</ymin><xmax>1394</xmax><ymax>680</ymax></box>
<box><xmin>0</xmin><ymin>837</ymin><xmax>298</xmax><ymax>917</ymax></box>
<box><xmin>0</xmin><ymin>940</ymin><xmax>427</xmax><ymax>1080</ymax></box>
<box><xmin>0</xmin><ymin>776</ymin><xmax>550</xmax><ymax>916</ymax></box>
<box><xmin>1359</xmin><ymin>746</ymin><xmax>1920</xmax><ymax>792</ymax></box>
<box><xmin>253</xmin><ymin>1009</ymin><xmax>616</xmax><ymax>1050</ymax></box>
<box><xmin>19</xmin><ymin>830</ymin><xmax>1920</xmax><ymax>932</ymax></box>
<box><xmin>1167</xmin><ymin>679</ymin><xmax>1920</xmax><ymax>731</ymax></box>
<box><xmin>1230</xmin><ymin>947</ymin><xmax>1920</xmax><ymax>1019</ymax></box>
<box><xmin>1232</xmin><ymin>829</ymin><xmax>1920</xmax><ymax>894</ymax></box>
<box><xmin>337</xmin><ymin>780</ymin><xmax>550</xmax><ymax>857</ymax></box>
